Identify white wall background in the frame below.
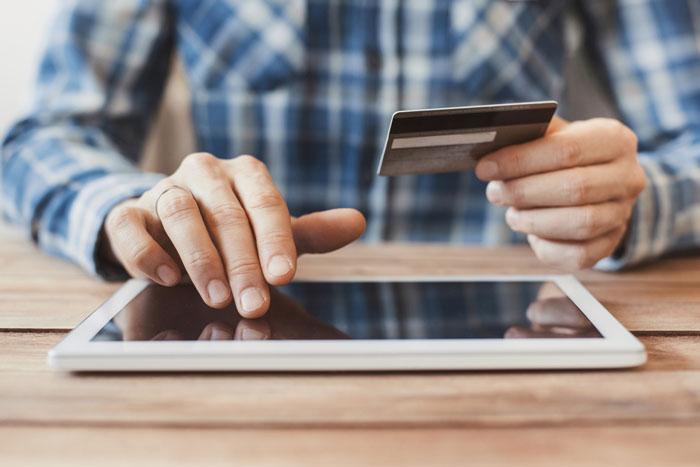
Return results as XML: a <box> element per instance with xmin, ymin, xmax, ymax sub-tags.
<box><xmin>0</xmin><ymin>1</ymin><xmax>193</xmax><ymax>174</ymax></box>
<box><xmin>0</xmin><ymin>1</ymin><xmax>59</xmax><ymax>137</ymax></box>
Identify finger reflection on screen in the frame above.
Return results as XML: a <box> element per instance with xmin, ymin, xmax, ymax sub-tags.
<box><xmin>233</xmin><ymin>319</ymin><xmax>271</xmax><ymax>341</ymax></box>
<box><xmin>526</xmin><ymin>297</ymin><xmax>592</xmax><ymax>328</ymax></box>
<box><xmin>505</xmin><ymin>285</ymin><xmax>600</xmax><ymax>339</ymax></box>
<box><xmin>198</xmin><ymin>321</ymin><xmax>235</xmax><ymax>341</ymax></box>
<box><xmin>108</xmin><ymin>283</ymin><xmax>348</xmax><ymax>341</ymax></box>
<box><xmin>96</xmin><ymin>280</ymin><xmax>603</xmax><ymax>342</ymax></box>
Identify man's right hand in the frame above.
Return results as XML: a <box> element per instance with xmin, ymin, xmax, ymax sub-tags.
<box><xmin>102</xmin><ymin>153</ymin><xmax>366</xmax><ymax>317</ymax></box>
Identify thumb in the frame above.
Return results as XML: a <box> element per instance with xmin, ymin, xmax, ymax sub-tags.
<box><xmin>291</xmin><ymin>208</ymin><xmax>366</xmax><ymax>256</ymax></box>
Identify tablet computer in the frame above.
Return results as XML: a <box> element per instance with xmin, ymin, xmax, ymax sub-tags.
<box><xmin>48</xmin><ymin>276</ymin><xmax>646</xmax><ymax>372</ymax></box>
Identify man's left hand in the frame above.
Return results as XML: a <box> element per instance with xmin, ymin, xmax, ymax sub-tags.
<box><xmin>475</xmin><ymin>116</ymin><xmax>646</xmax><ymax>269</ymax></box>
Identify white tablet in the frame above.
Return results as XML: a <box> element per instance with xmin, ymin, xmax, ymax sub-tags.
<box><xmin>48</xmin><ymin>275</ymin><xmax>646</xmax><ymax>372</ymax></box>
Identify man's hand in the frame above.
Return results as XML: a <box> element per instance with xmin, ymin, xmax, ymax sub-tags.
<box><xmin>475</xmin><ymin>116</ymin><xmax>646</xmax><ymax>269</ymax></box>
<box><xmin>102</xmin><ymin>153</ymin><xmax>366</xmax><ymax>316</ymax></box>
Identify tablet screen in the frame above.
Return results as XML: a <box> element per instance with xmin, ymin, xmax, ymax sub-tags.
<box><xmin>92</xmin><ymin>281</ymin><xmax>601</xmax><ymax>342</ymax></box>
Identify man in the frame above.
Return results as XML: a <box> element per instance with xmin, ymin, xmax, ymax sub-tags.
<box><xmin>2</xmin><ymin>1</ymin><xmax>698</xmax><ymax>318</ymax></box>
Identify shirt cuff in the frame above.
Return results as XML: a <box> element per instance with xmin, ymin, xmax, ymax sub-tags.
<box><xmin>61</xmin><ymin>172</ymin><xmax>165</xmax><ymax>279</ymax></box>
<box><xmin>595</xmin><ymin>155</ymin><xmax>664</xmax><ymax>271</ymax></box>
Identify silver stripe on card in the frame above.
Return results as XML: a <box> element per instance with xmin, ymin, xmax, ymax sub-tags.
<box><xmin>390</xmin><ymin>131</ymin><xmax>497</xmax><ymax>149</ymax></box>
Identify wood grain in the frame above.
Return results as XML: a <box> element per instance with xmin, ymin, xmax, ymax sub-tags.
<box><xmin>3</xmin><ymin>425</ymin><xmax>700</xmax><ymax>467</ymax></box>
<box><xmin>2</xmin><ymin>332</ymin><xmax>700</xmax><ymax>428</ymax></box>
<box><xmin>2</xmin><ymin>221</ymin><xmax>700</xmax><ymax>465</ymax></box>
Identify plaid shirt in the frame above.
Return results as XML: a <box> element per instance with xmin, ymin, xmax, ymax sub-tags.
<box><xmin>2</xmin><ymin>0</ymin><xmax>700</xmax><ymax>278</ymax></box>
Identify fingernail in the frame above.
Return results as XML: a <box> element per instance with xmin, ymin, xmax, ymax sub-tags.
<box><xmin>241</xmin><ymin>287</ymin><xmax>266</xmax><ymax>313</ymax></box>
<box><xmin>267</xmin><ymin>255</ymin><xmax>292</xmax><ymax>277</ymax></box>
<box><xmin>207</xmin><ymin>279</ymin><xmax>230</xmax><ymax>304</ymax></box>
<box><xmin>486</xmin><ymin>182</ymin><xmax>503</xmax><ymax>205</ymax></box>
<box><xmin>156</xmin><ymin>265</ymin><xmax>178</xmax><ymax>285</ymax></box>
<box><xmin>505</xmin><ymin>208</ymin><xmax>519</xmax><ymax>229</ymax></box>
<box><xmin>478</xmin><ymin>160</ymin><xmax>499</xmax><ymax>179</ymax></box>
<box><xmin>241</xmin><ymin>328</ymin><xmax>268</xmax><ymax>340</ymax></box>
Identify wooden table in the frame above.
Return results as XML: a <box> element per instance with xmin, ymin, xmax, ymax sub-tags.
<box><xmin>2</xmin><ymin>222</ymin><xmax>700</xmax><ymax>466</ymax></box>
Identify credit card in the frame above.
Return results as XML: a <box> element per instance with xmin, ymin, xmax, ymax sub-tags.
<box><xmin>377</xmin><ymin>101</ymin><xmax>557</xmax><ymax>176</ymax></box>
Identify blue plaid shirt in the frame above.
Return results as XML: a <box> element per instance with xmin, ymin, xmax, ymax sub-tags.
<box><xmin>2</xmin><ymin>0</ymin><xmax>700</xmax><ymax>278</ymax></box>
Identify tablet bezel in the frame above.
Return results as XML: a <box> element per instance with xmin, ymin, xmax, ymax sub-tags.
<box><xmin>48</xmin><ymin>275</ymin><xmax>647</xmax><ymax>371</ymax></box>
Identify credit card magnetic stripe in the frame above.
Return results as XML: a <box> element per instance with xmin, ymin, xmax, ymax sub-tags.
<box><xmin>389</xmin><ymin>106</ymin><xmax>556</xmax><ymax>134</ymax></box>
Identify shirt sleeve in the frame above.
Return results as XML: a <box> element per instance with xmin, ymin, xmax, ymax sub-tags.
<box><xmin>1</xmin><ymin>0</ymin><xmax>173</xmax><ymax>277</ymax></box>
<box><xmin>577</xmin><ymin>0</ymin><xmax>700</xmax><ymax>270</ymax></box>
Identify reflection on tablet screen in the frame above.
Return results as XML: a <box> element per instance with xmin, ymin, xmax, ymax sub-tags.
<box><xmin>93</xmin><ymin>281</ymin><xmax>602</xmax><ymax>342</ymax></box>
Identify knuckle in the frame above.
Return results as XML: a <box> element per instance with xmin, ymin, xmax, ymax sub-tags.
<box><xmin>567</xmin><ymin>170</ymin><xmax>588</xmax><ymax>204</ymax></box>
<box><xmin>558</xmin><ymin>137</ymin><xmax>582</xmax><ymax>167</ymax></box>
<box><xmin>600</xmin><ymin>117</ymin><xmax>621</xmax><ymax>131</ymax></box>
<box><xmin>248</xmin><ymin>169</ymin><xmax>273</xmax><ymax>186</ymax></box>
<box><xmin>207</xmin><ymin>202</ymin><xmax>249</xmax><ymax>230</ymax></box>
<box><xmin>106</xmin><ymin>206</ymin><xmax>135</xmax><ymax>233</ymax></box>
<box><xmin>181</xmin><ymin>152</ymin><xmax>217</xmax><ymax>171</ymax></box>
<box><xmin>157</xmin><ymin>190</ymin><xmax>195</xmax><ymax>222</ymax></box>
<box><xmin>601</xmin><ymin>119</ymin><xmax>638</xmax><ymax>155</ymax></box>
<box><xmin>226</xmin><ymin>256</ymin><xmax>261</xmax><ymax>278</ymax></box>
<box><xmin>576</xmin><ymin>206</ymin><xmax>598</xmax><ymax>237</ymax></box>
<box><xmin>246</xmin><ymin>192</ymin><xmax>286</xmax><ymax>212</ymax></box>
<box><xmin>257</xmin><ymin>230</ymin><xmax>294</xmax><ymax>249</ymax></box>
<box><xmin>596</xmin><ymin>118</ymin><xmax>623</xmax><ymax>136</ymax></box>
<box><xmin>185</xmin><ymin>248</ymin><xmax>218</xmax><ymax>272</ymax></box>
<box><xmin>129</xmin><ymin>242</ymin><xmax>158</xmax><ymax>270</ymax></box>
<box><xmin>234</xmin><ymin>154</ymin><xmax>266</xmax><ymax>172</ymax></box>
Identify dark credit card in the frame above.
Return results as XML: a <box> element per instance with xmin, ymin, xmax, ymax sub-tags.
<box><xmin>377</xmin><ymin>101</ymin><xmax>558</xmax><ymax>176</ymax></box>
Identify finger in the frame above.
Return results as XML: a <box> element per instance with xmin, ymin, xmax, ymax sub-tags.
<box><xmin>476</xmin><ymin>118</ymin><xmax>636</xmax><ymax>181</ymax></box>
<box><xmin>105</xmin><ymin>204</ymin><xmax>181</xmax><ymax>286</ymax></box>
<box><xmin>486</xmin><ymin>162</ymin><xmax>634</xmax><ymax>209</ymax></box>
<box><xmin>292</xmin><ymin>208</ymin><xmax>367</xmax><ymax>255</ymax></box>
<box><xmin>234</xmin><ymin>319</ymin><xmax>271</xmax><ymax>340</ymax></box>
<box><xmin>505</xmin><ymin>202</ymin><xmax>631</xmax><ymax>241</ymax></box>
<box><xmin>156</xmin><ymin>185</ymin><xmax>232</xmax><ymax>308</ymax></box>
<box><xmin>527</xmin><ymin>226</ymin><xmax>627</xmax><ymax>270</ymax></box>
<box><xmin>180</xmin><ymin>159</ymin><xmax>270</xmax><ymax>318</ymax></box>
<box><xmin>228</xmin><ymin>155</ymin><xmax>296</xmax><ymax>285</ymax></box>
<box><xmin>526</xmin><ymin>297</ymin><xmax>593</xmax><ymax>328</ymax></box>
<box><xmin>198</xmin><ymin>321</ymin><xmax>235</xmax><ymax>341</ymax></box>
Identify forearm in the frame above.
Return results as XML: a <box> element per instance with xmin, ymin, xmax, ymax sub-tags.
<box><xmin>0</xmin><ymin>0</ymin><xmax>173</xmax><ymax>277</ymax></box>
<box><xmin>2</xmin><ymin>121</ymin><xmax>164</xmax><ymax>276</ymax></box>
